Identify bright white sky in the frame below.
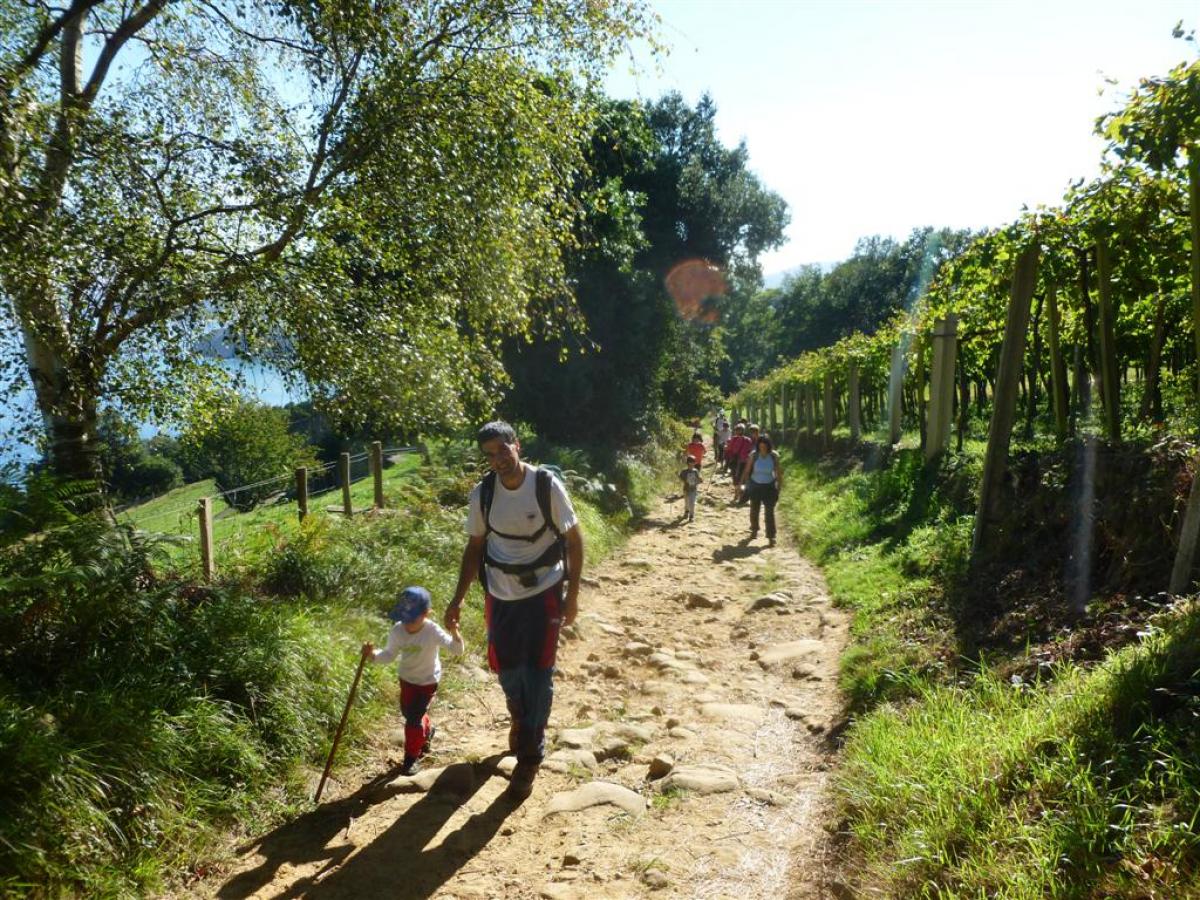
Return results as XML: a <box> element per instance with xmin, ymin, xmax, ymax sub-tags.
<box><xmin>605</xmin><ymin>0</ymin><xmax>1200</xmax><ymax>277</ymax></box>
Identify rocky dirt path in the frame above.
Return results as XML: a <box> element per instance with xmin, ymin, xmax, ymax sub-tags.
<box><xmin>197</xmin><ymin>460</ymin><xmax>848</xmax><ymax>900</ymax></box>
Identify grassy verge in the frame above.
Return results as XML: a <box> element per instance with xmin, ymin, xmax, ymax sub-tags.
<box><xmin>1</xmin><ymin>437</ymin><xmax>672</xmax><ymax>896</ymax></box>
<box><xmin>776</xmin><ymin>447</ymin><xmax>974</xmax><ymax>711</ymax></box>
<box><xmin>777</xmin><ymin>444</ymin><xmax>1200</xmax><ymax>897</ymax></box>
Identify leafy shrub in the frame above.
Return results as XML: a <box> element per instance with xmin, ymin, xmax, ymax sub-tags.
<box><xmin>0</xmin><ymin>510</ymin><xmax>377</xmax><ymax>895</ymax></box>
<box><xmin>177</xmin><ymin>399</ymin><xmax>319</xmax><ymax>510</ymax></box>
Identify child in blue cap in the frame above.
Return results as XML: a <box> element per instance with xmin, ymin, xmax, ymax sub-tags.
<box><xmin>363</xmin><ymin>586</ymin><xmax>464</xmax><ymax>775</ymax></box>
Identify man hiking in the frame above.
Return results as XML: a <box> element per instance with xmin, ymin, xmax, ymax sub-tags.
<box><xmin>445</xmin><ymin>421</ymin><xmax>584</xmax><ymax>801</ymax></box>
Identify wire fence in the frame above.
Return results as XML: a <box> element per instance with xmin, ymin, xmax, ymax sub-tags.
<box><xmin>124</xmin><ymin>443</ymin><xmax>427</xmax><ymax>579</ymax></box>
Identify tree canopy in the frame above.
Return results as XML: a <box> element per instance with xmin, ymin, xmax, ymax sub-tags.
<box><xmin>503</xmin><ymin>92</ymin><xmax>788</xmax><ymax>443</ymax></box>
<box><xmin>0</xmin><ymin>0</ymin><xmax>650</xmax><ymax>480</ymax></box>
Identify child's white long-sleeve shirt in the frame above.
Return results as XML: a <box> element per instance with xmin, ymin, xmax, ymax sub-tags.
<box><xmin>371</xmin><ymin>620</ymin><xmax>464</xmax><ymax>686</ymax></box>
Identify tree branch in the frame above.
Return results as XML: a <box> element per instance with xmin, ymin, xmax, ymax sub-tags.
<box><xmin>81</xmin><ymin>0</ymin><xmax>169</xmax><ymax>103</ymax></box>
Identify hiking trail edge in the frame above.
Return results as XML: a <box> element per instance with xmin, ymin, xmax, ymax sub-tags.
<box><xmin>188</xmin><ymin>465</ymin><xmax>849</xmax><ymax>900</ymax></box>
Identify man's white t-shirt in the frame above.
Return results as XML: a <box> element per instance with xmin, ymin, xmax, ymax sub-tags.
<box><xmin>465</xmin><ymin>465</ymin><xmax>578</xmax><ymax>601</ymax></box>
<box><xmin>372</xmin><ymin>619</ymin><xmax>464</xmax><ymax>685</ymax></box>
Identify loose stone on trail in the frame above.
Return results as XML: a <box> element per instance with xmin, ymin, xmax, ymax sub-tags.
<box><xmin>647</xmin><ymin>753</ymin><xmax>675</xmax><ymax>780</ymax></box>
<box><xmin>660</xmin><ymin>763</ymin><xmax>740</xmax><ymax>795</ymax></box>
<box><xmin>751</xmin><ymin>592</ymin><xmax>791</xmax><ymax>611</ymax></box>
<box><xmin>545</xmin><ymin>748</ymin><xmax>599</xmax><ymax>772</ymax></box>
<box><xmin>544</xmin><ymin>781</ymin><xmax>647</xmax><ymax>818</ymax></box>
<box><xmin>756</xmin><ymin>639</ymin><xmax>823</xmax><ymax>667</ymax></box>
<box><xmin>623</xmin><ymin>641</ymin><xmax>654</xmax><ymax>658</ymax></box>
<box><xmin>557</xmin><ymin>727</ymin><xmax>596</xmax><ymax>749</ymax></box>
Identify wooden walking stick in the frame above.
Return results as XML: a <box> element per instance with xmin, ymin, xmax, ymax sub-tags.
<box><xmin>314</xmin><ymin>648</ymin><xmax>369</xmax><ymax>804</ymax></box>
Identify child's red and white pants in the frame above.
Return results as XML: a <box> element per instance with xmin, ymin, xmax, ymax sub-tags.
<box><xmin>399</xmin><ymin>679</ymin><xmax>437</xmax><ymax>759</ymax></box>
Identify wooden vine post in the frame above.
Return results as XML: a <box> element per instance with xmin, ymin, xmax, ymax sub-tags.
<box><xmin>1191</xmin><ymin>151</ymin><xmax>1200</xmax><ymax>436</ymax></box>
<box><xmin>888</xmin><ymin>344</ymin><xmax>905</xmax><ymax>445</ymax></box>
<box><xmin>915</xmin><ymin>334</ymin><xmax>928</xmax><ymax>453</ymax></box>
<box><xmin>371</xmin><ymin>441</ymin><xmax>385</xmax><ymax>510</ymax></box>
<box><xmin>805</xmin><ymin>384</ymin><xmax>815</xmax><ymax>436</ymax></box>
<box><xmin>848</xmin><ymin>362</ymin><xmax>862</xmax><ymax>441</ymax></box>
<box><xmin>780</xmin><ymin>384</ymin><xmax>790</xmax><ymax>442</ymax></box>
<box><xmin>197</xmin><ymin>497</ymin><xmax>214</xmax><ymax>582</ymax></box>
<box><xmin>823</xmin><ymin>371</ymin><xmax>834</xmax><ymax>447</ymax></box>
<box><xmin>1095</xmin><ymin>237</ymin><xmax>1122</xmax><ymax>444</ymax></box>
<box><xmin>1170</xmin><ymin>463</ymin><xmax>1200</xmax><ymax>594</ymax></box>
<box><xmin>926</xmin><ymin>316</ymin><xmax>958</xmax><ymax>461</ymax></box>
<box><xmin>1045</xmin><ymin>280</ymin><xmax>1070</xmax><ymax>444</ymax></box>
<box><xmin>972</xmin><ymin>245</ymin><xmax>1041</xmax><ymax>557</ymax></box>
<box><xmin>295</xmin><ymin>466</ymin><xmax>309</xmax><ymax>522</ymax></box>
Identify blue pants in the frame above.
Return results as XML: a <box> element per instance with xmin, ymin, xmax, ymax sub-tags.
<box><xmin>485</xmin><ymin>582</ymin><xmax>562</xmax><ymax>764</ymax></box>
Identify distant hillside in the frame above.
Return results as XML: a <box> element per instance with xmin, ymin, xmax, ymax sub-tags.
<box><xmin>762</xmin><ymin>261</ymin><xmax>835</xmax><ymax>289</ymax></box>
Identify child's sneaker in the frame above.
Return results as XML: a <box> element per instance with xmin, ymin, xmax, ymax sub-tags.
<box><xmin>400</xmin><ymin>755</ymin><xmax>421</xmax><ymax>776</ymax></box>
<box><xmin>420</xmin><ymin>725</ymin><xmax>437</xmax><ymax>757</ymax></box>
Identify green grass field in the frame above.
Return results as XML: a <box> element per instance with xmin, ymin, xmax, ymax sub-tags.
<box><xmin>119</xmin><ymin>453</ymin><xmax>425</xmax><ymax>573</ymax></box>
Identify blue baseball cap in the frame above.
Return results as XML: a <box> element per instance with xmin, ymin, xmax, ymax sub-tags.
<box><xmin>388</xmin><ymin>586</ymin><xmax>431</xmax><ymax>624</ymax></box>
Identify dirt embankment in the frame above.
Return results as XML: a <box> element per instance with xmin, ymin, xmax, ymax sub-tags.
<box><xmin>188</xmin><ymin>461</ymin><xmax>849</xmax><ymax>900</ymax></box>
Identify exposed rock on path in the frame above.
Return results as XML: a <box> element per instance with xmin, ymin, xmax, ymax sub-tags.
<box><xmin>192</xmin><ymin>458</ymin><xmax>848</xmax><ymax>899</ymax></box>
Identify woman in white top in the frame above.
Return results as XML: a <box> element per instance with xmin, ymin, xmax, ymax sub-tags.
<box><xmin>739</xmin><ymin>435</ymin><xmax>782</xmax><ymax>546</ymax></box>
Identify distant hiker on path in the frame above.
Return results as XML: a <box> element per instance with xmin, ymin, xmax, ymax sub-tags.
<box><xmin>679</xmin><ymin>454</ymin><xmax>702</xmax><ymax>522</ymax></box>
<box><xmin>725</xmin><ymin>423</ymin><xmax>754</xmax><ymax>502</ymax></box>
<box><xmin>740</xmin><ymin>434</ymin><xmax>782</xmax><ymax>546</ymax></box>
<box><xmin>686</xmin><ymin>431</ymin><xmax>706</xmax><ymax>468</ymax></box>
<box><xmin>715</xmin><ymin>416</ymin><xmax>731</xmax><ymax>467</ymax></box>
<box><xmin>363</xmin><ymin>586</ymin><xmax>464</xmax><ymax>776</ymax></box>
<box><xmin>446</xmin><ymin>421</ymin><xmax>583</xmax><ymax>800</ymax></box>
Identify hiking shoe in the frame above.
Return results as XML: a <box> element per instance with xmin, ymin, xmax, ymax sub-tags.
<box><xmin>768</xmin><ymin>538</ymin><xmax>776</xmax><ymax>547</ymax></box>
<box><xmin>400</xmin><ymin>755</ymin><xmax>421</xmax><ymax>777</ymax></box>
<box><xmin>420</xmin><ymin>726</ymin><xmax>436</xmax><ymax>757</ymax></box>
<box><xmin>506</xmin><ymin>761</ymin><xmax>539</xmax><ymax>800</ymax></box>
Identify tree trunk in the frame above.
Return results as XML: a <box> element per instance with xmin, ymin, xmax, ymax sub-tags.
<box><xmin>1045</xmin><ymin>281</ymin><xmax>1069</xmax><ymax>444</ymax></box>
<box><xmin>20</xmin><ymin>320</ymin><xmax>105</xmax><ymax>484</ymax></box>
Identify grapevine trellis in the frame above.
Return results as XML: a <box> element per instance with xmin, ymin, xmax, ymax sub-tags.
<box><xmin>731</xmin><ymin>56</ymin><xmax>1200</xmax><ymax>592</ymax></box>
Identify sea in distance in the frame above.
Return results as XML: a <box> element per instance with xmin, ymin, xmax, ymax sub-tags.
<box><xmin>1</xmin><ymin>358</ymin><xmax>304</xmax><ymax>476</ymax></box>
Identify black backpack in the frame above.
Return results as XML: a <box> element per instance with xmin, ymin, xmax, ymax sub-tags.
<box><xmin>477</xmin><ymin>467</ymin><xmax>566</xmax><ymax>591</ymax></box>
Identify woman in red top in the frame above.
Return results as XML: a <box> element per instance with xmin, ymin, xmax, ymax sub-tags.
<box><xmin>685</xmin><ymin>432</ymin><xmax>706</xmax><ymax>467</ymax></box>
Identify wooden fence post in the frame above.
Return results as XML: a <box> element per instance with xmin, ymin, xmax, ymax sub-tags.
<box><xmin>340</xmin><ymin>451</ymin><xmax>352</xmax><ymax>518</ymax></box>
<box><xmin>972</xmin><ymin>245</ymin><xmax>1040</xmax><ymax>556</ymax></box>
<box><xmin>1171</xmin><ymin>456</ymin><xmax>1200</xmax><ymax>594</ymax></box>
<box><xmin>295</xmin><ymin>467</ymin><xmax>309</xmax><ymax>522</ymax></box>
<box><xmin>926</xmin><ymin>316</ymin><xmax>958</xmax><ymax>461</ymax></box>
<box><xmin>771</xmin><ymin>389</ymin><xmax>779</xmax><ymax>434</ymax></box>
<box><xmin>1095</xmin><ymin>238</ymin><xmax>1121</xmax><ymax>444</ymax></box>
<box><xmin>371</xmin><ymin>441</ymin><xmax>385</xmax><ymax>509</ymax></box>
<box><xmin>848</xmin><ymin>362</ymin><xmax>862</xmax><ymax>441</ymax></box>
<box><xmin>888</xmin><ymin>344</ymin><xmax>905</xmax><ymax>445</ymax></box>
<box><xmin>197</xmin><ymin>497</ymin><xmax>214</xmax><ymax>582</ymax></box>
<box><xmin>1045</xmin><ymin>280</ymin><xmax>1070</xmax><ymax>444</ymax></box>
<box><xmin>806</xmin><ymin>384</ymin><xmax>816</xmax><ymax>436</ymax></box>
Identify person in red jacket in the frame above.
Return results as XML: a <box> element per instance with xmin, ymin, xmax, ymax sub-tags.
<box><xmin>724</xmin><ymin>422</ymin><xmax>753</xmax><ymax>501</ymax></box>
<box><xmin>685</xmin><ymin>432</ymin><xmax>706</xmax><ymax>468</ymax></box>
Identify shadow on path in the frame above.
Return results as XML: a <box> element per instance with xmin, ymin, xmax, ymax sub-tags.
<box><xmin>217</xmin><ymin>758</ymin><xmax>518</xmax><ymax>900</ymax></box>
<box><xmin>712</xmin><ymin>537</ymin><xmax>763</xmax><ymax>564</ymax></box>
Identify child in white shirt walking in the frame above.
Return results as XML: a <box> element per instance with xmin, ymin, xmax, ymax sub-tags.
<box><xmin>679</xmin><ymin>454</ymin><xmax>702</xmax><ymax>522</ymax></box>
<box><xmin>362</xmin><ymin>586</ymin><xmax>464</xmax><ymax>775</ymax></box>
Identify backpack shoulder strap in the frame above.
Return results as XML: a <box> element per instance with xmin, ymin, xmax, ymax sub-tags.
<box><xmin>480</xmin><ymin>470</ymin><xmax>497</xmax><ymax>535</ymax></box>
<box><xmin>535</xmin><ymin>467</ymin><xmax>561</xmax><ymax>538</ymax></box>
